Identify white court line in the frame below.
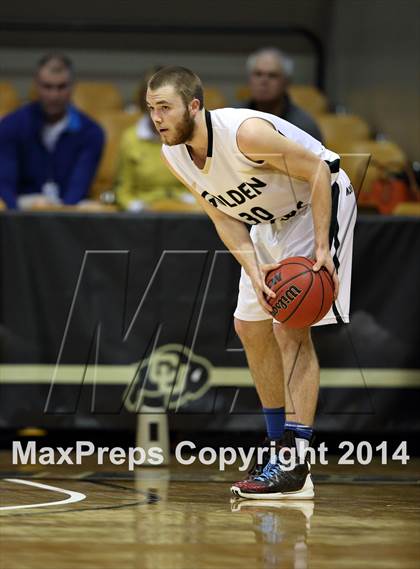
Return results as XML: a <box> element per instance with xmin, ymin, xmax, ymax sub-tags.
<box><xmin>0</xmin><ymin>479</ymin><xmax>86</xmax><ymax>511</ymax></box>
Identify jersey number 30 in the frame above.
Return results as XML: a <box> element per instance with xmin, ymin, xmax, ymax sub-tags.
<box><xmin>238</xmin><ymin>207</ymin><xmax>274</xmax><ymax>224</ymax></box>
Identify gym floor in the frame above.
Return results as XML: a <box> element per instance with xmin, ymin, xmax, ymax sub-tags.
<box><xmin>1</xmin><ymin>452</ymin><xmax>419</xmax><ymax>569</ymax></box>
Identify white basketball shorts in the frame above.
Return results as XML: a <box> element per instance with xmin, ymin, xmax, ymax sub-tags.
<box><xmin>234</xmin><ymin>169</ymin><xmax>358</xmax><ymax>325</ymax></box>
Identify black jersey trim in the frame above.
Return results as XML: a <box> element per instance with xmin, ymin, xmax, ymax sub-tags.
<box><xmin>329</xmin><ymin>181</ymin><xmax>344</xmax><ymax>324</ymax></box>
<box><xmin>185</xmin><ymin>145</ymin><xmax>193</xmax><ymax>160</ymax></box>
<box><xmin>205</xmin><ymin>109</ymin><xmax>213</xmax><ymax>158</ymax></box>
<box><xmin>325</xmin><ymin>157</ymin><xmax>340</xmax><ymax>174</ymax></box>
<box><xmin>185</xmin><ymin>109</ymin><xmax>213</xmax><ymax>162</ymax></box>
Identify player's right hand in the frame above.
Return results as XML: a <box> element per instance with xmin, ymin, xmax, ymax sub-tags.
<box><xmin>250</xmin><ymin>263</ymin><xmax>280</xmax><ymax>316</ymax></box>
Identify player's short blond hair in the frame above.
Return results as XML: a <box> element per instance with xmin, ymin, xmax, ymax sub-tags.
<box><xmin>148</xmin><ymin>66</ymin><xmax>204</xmax><ymax>109</ymax></box>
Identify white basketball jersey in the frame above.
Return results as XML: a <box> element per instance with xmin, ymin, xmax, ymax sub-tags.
<box><xmin>162</xmin><ymin>108</ymin><xmax>341</xmax><ymax>225</ymax></box>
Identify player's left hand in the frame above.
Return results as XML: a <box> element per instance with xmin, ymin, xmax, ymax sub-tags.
<box><xmin>312</xmin><ymin>248</ymin><xmax>339</xmax><ymax>300</ymax></box>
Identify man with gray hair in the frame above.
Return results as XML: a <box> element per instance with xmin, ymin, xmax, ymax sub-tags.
<box><xmin>243</xmin><ymin>48</ymin><xmax>323</xmax><ymax>142</ymax></box>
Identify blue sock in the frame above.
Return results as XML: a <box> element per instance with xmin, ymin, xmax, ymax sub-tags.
<box><xmin>285</xmin><ymin>421</ymin><xmax>313</xmax><ymax>441</ymax></box>
<box><xmin>263</xmin><ymin>407</ymin><xmax>285</xmax><ymax>440</ymax></box>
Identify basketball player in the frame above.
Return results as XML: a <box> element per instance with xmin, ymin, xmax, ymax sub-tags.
<box><xmin>146</xmin><ymin>67</ymin><xmax>357</xmax><ymax>499</ymax></box>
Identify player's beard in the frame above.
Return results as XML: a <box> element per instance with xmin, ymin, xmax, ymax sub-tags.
<box><xmin>166</xmin><ymin>108</ymin><xmax>195</xmax><ymax>146</ymax></box>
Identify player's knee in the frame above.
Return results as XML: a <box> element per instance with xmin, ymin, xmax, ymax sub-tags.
<box><xmin>234</xmin><ymin>318</ymin><xmax>253</xmax><ymax>341</ymax></box>
<box><xmin>274</xmin><ymin>324</ymin><xmax>312</xmax><ymax>348</ymax></box>
<box><xmin>234</xmin><ymin>318</ymin><xmax>272</xmax><ymax>345</ymax></box>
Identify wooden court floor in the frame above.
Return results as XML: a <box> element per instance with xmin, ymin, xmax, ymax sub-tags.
<box><xmin>1</xmin><ymin>452</ymin><xmax>419</xmax><ymax>569</ymax></box>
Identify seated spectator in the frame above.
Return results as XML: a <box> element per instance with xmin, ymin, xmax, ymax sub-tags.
<box><xmin>241</xmin><ymin>47</ymin><xmax>323</xmax><ymax>142</ymax></box>
<box><xmin>114</xmin><ymin>70</ymin><xmax>194</xmax><ymax>211</ymax></box>
<box><xmin>0</xmin><ymin>53</ymin><xmax>104</xmax><ymax>209</ymax></box>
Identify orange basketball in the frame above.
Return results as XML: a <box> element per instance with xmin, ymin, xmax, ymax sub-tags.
<box><xmin>265</xmin><ymin>256</ymin><xmax>334</xmax><ymax>328</ymax></box>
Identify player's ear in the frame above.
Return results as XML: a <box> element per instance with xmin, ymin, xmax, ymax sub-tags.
<box><xmin>189</xmin><ymin>98</ymin><xmax>201</xmax><ymax>115</ymax></box>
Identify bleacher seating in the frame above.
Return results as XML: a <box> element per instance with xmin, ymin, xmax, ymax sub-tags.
<box><xmin>203</xmin><ymin>87</ymin><xmax>227</xmax><ymax>110</ymax></box>
<box><xmin>72</xmin><ymin>82</ymin><xmax>124</xmax><ymax>118</ymax></box>
<box><xmin>288</xmin><ymin>85</ymin><xmax>328</xmax><ymax>117</ymax></box>
<box><xmin>235</xmin><ymin>85</ymin><xmax>251</xmax><ymax>102</ymax></box>
<box><xmin>1</xmin><ymin>76</ymin><xmax>414</xmax><ymax>214</ymax></box>
<box><xmin>27</xmin><ymin>80</ymin><xmax>124</xmax><ymax>117</ymax></box>
<box><xmin>393</xmin><ymin>202</ymin><xmax>420</xmax><ymax>216</ymax></box>
<box><xmin>316</xmin><ymin>114</ymin><xmax>371</xmax><ymax>152</ymax></box>
<box><xmin>149</xmin><ymin>198</ymin><xmax>201</xmax><ymax>213</ymax></box>
<box><xmin>341</xmin><ymin>139</ymin><xmax>408</xmax><ymax>209</ymax></box>
<box><xmin>90</xmin><ymin>110</ymin><xmax>141</xmax><ymax>199</ymax></box>
<box><xmin>0</xmin><ymin>82</ymin><xmax>20</xmax><ymax>117</ymax></box>
<box><xmin>235</xmin><ymin>84</ymin><xmax>328</xmax><ymax>117</ymax></box>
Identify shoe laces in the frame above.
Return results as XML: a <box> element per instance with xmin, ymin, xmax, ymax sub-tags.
<box><xmin>254</xmin><ymin>459</ymin><xmax>283</xmax><ymax>482</ymax></box>
<box><xmin>247</xmin><ymin>440</ymin><xmax>270</xmax><ymax>476</ymax></box>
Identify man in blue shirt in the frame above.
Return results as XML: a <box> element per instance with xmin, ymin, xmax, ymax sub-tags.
<box><xmin>0</xmin><ymin>53</ymin><xmax>105</xmax><ymax>209</ymax></box>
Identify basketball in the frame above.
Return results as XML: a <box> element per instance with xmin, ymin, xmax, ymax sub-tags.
<box><xmin>265</xmin><ymin>256</ymin><xmax>334</xmax><ymax>328</ymax></box>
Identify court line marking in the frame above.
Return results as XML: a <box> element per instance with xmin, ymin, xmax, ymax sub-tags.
<box><xmin>0</xmin><ymin>478</ymin><xmax>86</xmax><ymax>511</ymax></box>
<box><xmin>0</xmin><ymin>364</ymin><xmax>419</xmax><ymax>387</ymax></box>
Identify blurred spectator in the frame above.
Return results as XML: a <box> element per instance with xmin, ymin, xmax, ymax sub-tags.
<box><xmin>114</xmin><ymin>69</ymin><xmax>194</xmax><ymax>211</ymax></box>
<box><xmin>242</xmin><ymin>47</ymin><xmax>323</xmax><ymax>142</ymax></box>
<box><xmin>0</xmin><ymin>53</ymin><xmax>104</xmax><ymax>209</ymax></box>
